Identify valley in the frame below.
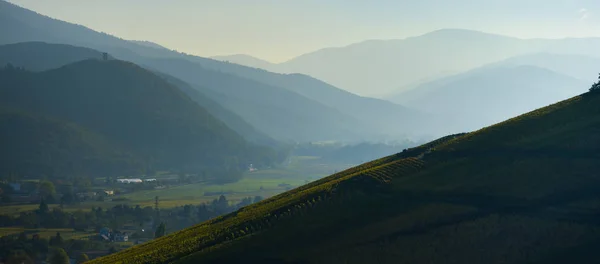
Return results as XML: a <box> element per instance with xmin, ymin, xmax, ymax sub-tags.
<box><xmin>2</xmin><ymin>1</ymin><xmax>600</xmax><ymax>263</ymax></box>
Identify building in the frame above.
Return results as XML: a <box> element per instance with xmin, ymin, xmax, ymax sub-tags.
<box><xmin>98</xmin><ymin>190</ymin><xmax>114</xmax><ymax>197</ymax></box>
<box><xmin>8</xmin><ymin>183</ymin><xmax>20</xmax><ymax>192</ymax></box>
<box><xmin>114</xmin><ymin>233</ymin><xmax>129</xmax><ymax>242</ymax></box>
<box><xmin>116</xmin><ymin>178</ymin><xmax>143</xmax><ymax>184</ymax></box>
<box><xmin>99</xmin><ymin>227</ymin><xmax>111</xmax><ymax>241</ymax></box>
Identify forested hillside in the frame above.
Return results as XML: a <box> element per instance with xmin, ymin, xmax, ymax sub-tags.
<box><xmin>0</xmin><ymin>106</ymin><xmax>140</xmax><ymax>178</ymax></box>
<box><xmin>92</xmin><ymin>87</ymin><xmax>600</xmax><ymax>263</ymax></box>
<box><xmin>0</xmin><ymin>61</ymin><xmax>282</xmax><ymax>180</ymax></box>
<box><xmin>0</xmin><ymin>1</ymin><xmax>425</xmax><ymax>142</ymax></box>
<box><xmin>118</xmin><ymin>54</ymin><xmax>365</xmax><ymax>142</ymax></box>
<box><xmin>0</xmin><ymin>42</ymin><xmax>283</xmax><ymax>147</ymax></box>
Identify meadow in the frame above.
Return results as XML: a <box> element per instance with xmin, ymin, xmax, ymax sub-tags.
<box><xmin>0</xmin><ymin>156</ymin><xmax>353</xmax><ymax>215</ymax></box>
<box><xmin>0</xmin><ymin>227</ymin><xmax>95</xmax><ymax>240</ymax></box>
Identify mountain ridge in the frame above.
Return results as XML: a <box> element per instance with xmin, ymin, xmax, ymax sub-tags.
<box><xmin>0</xmin><ymin>0</ymin><xmax>425</xmax><ymax>142</ymax></box>
<box><xmin>0</xmin><ymin>41</ymin><xmax>280</xmax><ymax>146</ymax></box>
<box><xmin>273</xmin><ymin>28</ymin><xmax>600</xmax><ymax>96</ymax></box>
<box><xmin>0</xmin><ymin>59</ymin><xmax>281</xmax><ymax>179</ymax></box>
<box><xmin>389</xmin><ymin>64</ymin><xmax>587</xmax><ymax>133</ymax></box>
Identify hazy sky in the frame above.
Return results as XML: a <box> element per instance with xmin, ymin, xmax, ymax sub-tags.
<box><xmin>6</xmin><ymin>0</ymin><xmax>600</xmax><ymax>62</ymax></box>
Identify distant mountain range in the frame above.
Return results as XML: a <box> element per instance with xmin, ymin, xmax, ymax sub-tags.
<box><xmin>211</xmin><ymin>54</ymin><xmax>276</xmax><ymax>71</ymax></box>
<box><xmin>0</xmin><ymin>0</ymin><xmax>425</xmax><ymax>142</ymax></box>
<box><xmin>128</xmin><ymin>40</ymin><xmax>169</xmax><ymax>51</ymax></box>
<box><xmin>215</xmin><ymin>29</ymin><xmax>600</xmax><ymax>97</ymax></box>
<box><xmin>490</xmin><ymin>53</ymin><xmax>600</xmax><ymax>83</ymax></box>
<box><xmin>389</xmin><ymin>65</ymin><xmax>588</xmax><ymax>132</ymax></box>
<box><xmin>3</xmin><ymin>0</ymin><xmax>598</xmax><ymax>143</ymax></box>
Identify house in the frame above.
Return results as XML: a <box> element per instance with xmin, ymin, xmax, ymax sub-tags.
<box><xmin>99</xmin><ymin>227</ymin><xmax>110</xmax><ymax>236</ymax></box>
<box><xmin>248</xmin><ymin>164</ymin><xmax>257</xmax><ymax>172</ymax></box>
<box><xmin>114</xmin><ymin>233</ymin><xmax>129</xmax><ymax>242</ymax></box>
<box><xmin>98</xmin><ymin>190</ymin><xmax>114</xmax><ymax>197</ymax></box>
<box><xmin>8</xmin><ymin>183</ymin><xmax>20</xmax><ymax>192</ymax></box>
<box><xmin>143</xmin><ymin>178</ymin><xmax>157</xmax><ymax>182</ymax></box>
<box><xmin>99</xmin><ymin>227</ymin><xmax>111</xmax><ymax>241</ymax></box>
<box><xmin>117</xmin><ymin>178</ymin><xmax>143</xmax><ymax>184</ymax></box>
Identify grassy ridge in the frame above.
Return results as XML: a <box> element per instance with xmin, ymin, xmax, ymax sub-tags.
<box><xmin>92</xmin><ymin>91</ymin><xmax>600</xmax><ymax>263</ymax></box>
<box><xmin>90</xmin><ymin>157</ymin><xmax>425</xmax><ymax>264</ymax></box>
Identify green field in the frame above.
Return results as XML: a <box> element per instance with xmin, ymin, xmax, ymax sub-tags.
<box><xmin>0</xmin><ymin>227</ymin><xmax>95</xmax><ymax>240</ymax></box>
<box><xmin>1</xmin><ymin>156</ymin><xmax>352</xmax><ymax>214</ymax></box>
<box><xmin>120</xmin><ymin>155</ymin><xmax>350</xmax><ymax>207</ymax></box>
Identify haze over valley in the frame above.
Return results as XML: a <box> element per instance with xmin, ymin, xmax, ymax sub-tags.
<box><xmin>2</xmin><ymin>0</ymin><xmax>600</xmax><ymax>263</ymax></box>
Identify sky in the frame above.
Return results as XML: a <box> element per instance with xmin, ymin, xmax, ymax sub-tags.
<box><xmin>6</xmin><ymin>0</ymin><xmax>600</xmax><ymax>63</ymax></box>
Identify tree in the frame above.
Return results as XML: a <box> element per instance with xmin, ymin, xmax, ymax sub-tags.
<box><xmin>215</xmin><ymin>195</ymin><xmax>229</xmax><ymax>212</ymax></box>
<box><xmin>18</xmin><ymin>232</ymin><xmax>27</xmax><ymax>241</ymax></box>
<box><xmin>39</xmin><ymin>181</ymin><xmax>56</xmax><ymax>201</ymax></box>
<box><xmin>182</xmin><ymin>205</ymin><xmax>192</xmax><ymax>218</ymax></box>
<box><xmin>39</xmin><ymin>199</ymin><xmax>49</xmax><ymax>214</ymax></box>
<box><xmin>6</xmin><ymin>250</ymin><xmax>34</xmax><ymax>264</ymax></box>
<box><xmin>47</xmin><ymin>248</ymin><xmax>69</xmax><ymax>264</ymax></box>
<box><xmin>49</xmin><ymin>232</ymin><xmax>63</xmax><ymax>247</ymax></box>
<box><xmin>590</xmin><ymin>73</ymin><xmax>600</xmax><ymax>92</ymax></box>
<box><xmin>155</xmin><ymin>222</ymin><xmax>166</xmax><ymax>238</ymax></box>
<box><xmin>60</xmin><ymin>185</ymin><xmax>75</xmax><ymax>205</ymax></box>
<box><xmin>76</xmin><ymin>253</ymin><xmax>90</xmax><ymax>263</ymax></box>
<box><xmin>253</xmin><ymin>196</ymin><xmax>264</xmax><ymax>203</ymax></box>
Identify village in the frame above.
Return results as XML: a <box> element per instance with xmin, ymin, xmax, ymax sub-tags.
<box><xmin>0</xmin><ymin>156</ymin><xmax>351</xmax><ymax>262</ymax></box>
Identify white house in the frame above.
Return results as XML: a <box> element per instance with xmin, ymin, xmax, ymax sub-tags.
<box><xmin>117</xmin><ymin>178</ymin><xmax>143</xmax><ymax>184</ymax></box>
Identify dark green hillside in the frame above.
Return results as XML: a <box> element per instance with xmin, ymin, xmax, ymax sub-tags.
<box><xmin>0</xmin><ymin>42</ymin><xmax>109</xmax><ymax>71</ymax></box>
<box><xmin>0</xmin><ymin>106</ymin><xmax>140</xmax><ymax>178</ymax></box>
<box><xmin>0</xmin><ymin>42</ymin><xmax>281</xmax><ymax>147</ymax></box>
<box><xmin>154</xmin><ymin>71</ymin><xmax>279</xmax><ymax>147</ymax></box>
<box><xmin>123</xmin><ymin>55</ymin><xmax>364</xmax><ymax>142</ymax></box>
<box><xmin>0</xmin><ymin>61</ymin><xmax>280</xmax><ymax>178</ymax></box>
<box><xmin>0</xmin><ymin>1</ymin><xmax>417</xmax><ymax>142</ymax></box>
<box><xmin>91</xmin><ymin>89</ymin><xmax>600</xmax><ymax>264</ymax></box>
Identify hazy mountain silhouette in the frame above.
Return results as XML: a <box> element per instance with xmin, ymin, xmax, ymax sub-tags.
<box><xmin>189</xmin><ymin>60</ymin><xmax>431</xmax><ymax>138</ymax></box>
<box><xmin>154</xmin><ymin>71</ymin><xmax>280</xmax><ymax>146</ymax></box>
<box><xmin>0</xmin><ymin>0</ymin><xmax>423</xmax><ymax>142</ymax></box>
<box><xmin>211</xmin><ymin>54</ymin><xmax>277</xmax><ymax>71</ymax></box>
<box><xmin>490</xmin><ymin>53</ymin><xmax>600</xmax><ymax>83</ymax></box>
<box><xmin>0</xmin><ymin>41</ymin><xmax>279</xmax><ymax>146</ymax></box>
<box><xmin>117</xmin><ymin>52</ymin><xmax>366</xmax><ymax>142</ymax></box>
<box><xmin>0</xmin><ymin>42</ymin><xmax>110</xmax><ymax>71</ymax></box>
<box><xmin>128</xmin><ymin>40</ymin><xmax>170</xmax><ymax>51</ymax></box>
<box><xmin>274</xmin><ymin>28</ymin><xmax>600</xmax><ymax>96</ymax></box>
<box><xmin>390</xmin><ymin>65</ymin><xmax>588</xmax><ymax>133</ymax></box>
